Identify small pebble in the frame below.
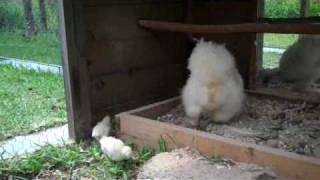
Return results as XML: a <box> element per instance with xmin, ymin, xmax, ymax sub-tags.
<box><xmin>266</xmin><ymin>139</ymin><xmax>278</xmax><ymax>148</ymax></box>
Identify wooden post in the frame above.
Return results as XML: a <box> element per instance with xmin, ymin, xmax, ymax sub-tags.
<box><xmin>58</xmin><ymin>0</ymin><xmax>93</xmax><ymax>142</ymax></box>
<box><xmin>300</xmin><ymin>0</ymin><xmax>310</xmax><ymax>17</ymax></box>
<box><xmin>256</xmin><ymin>0</ymin><xmax>265</xmax><ymax>72</ymax></box>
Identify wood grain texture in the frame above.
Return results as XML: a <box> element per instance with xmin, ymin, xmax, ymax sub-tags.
<box><xmin>90</xmin><ymin>65</ymin><xmax>185</xmax><ymax>122</ymax></box>
<box><xmin>247</xmin><ymin>88</ymin><xmax>320</xmax><ymax>104</ymax></box>
<box><xmin>84</xmin><ymin>0</ymin><xmax>188</xmax><ymax>124</ymax></box>
<box><xmin>59</xmin><ymin>0</ymin><xmax>92</xmax><ymax>141</ymax></box>
<box><xmin>117</xmin><ymin>111</ymin><xmax>320</xmax><ymax>180</ymax></box>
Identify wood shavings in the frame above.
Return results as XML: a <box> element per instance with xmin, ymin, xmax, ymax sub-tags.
<box><xmin>157</xmin><ymin>96</ymin><xmax>320</xmax><ymax>158</ymax></box>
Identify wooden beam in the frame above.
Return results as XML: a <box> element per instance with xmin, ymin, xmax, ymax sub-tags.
<box><xmin>117</xmin><ymin>112</ymin><xmax>320</xmax><ymax>180</ymax></box>
<box><xmin>139</xmin><ymin>20</ymin><xmax>320</xmax><ymax>34</ymax></box>
<box><xmin>247</xmin><ymin>88</ymin><xmax>320</xmax><ymax>104</ymax></box>
<box><xmin>258</xmin><ymin>17</ymin><xmax>320</xmax><ymax>23</ymax></box>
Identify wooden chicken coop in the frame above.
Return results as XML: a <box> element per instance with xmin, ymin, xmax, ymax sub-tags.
<box><xmin>59</xmin><ymin>0</ymin><xmax>320</xmax><ymax>179</ymax></box>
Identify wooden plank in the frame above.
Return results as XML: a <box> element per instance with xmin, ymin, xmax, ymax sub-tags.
<box><xmin>58</xmin><ymin>0</ymin><xmax>93</xmax><ymax>141</ymax></box>
<box><xmin>85</xmin><ymin>4</ymin><xmax>185</xmax><ymax>40</ymax></box>
<box><xmin>247</xmin><ymin>88</ymin><xmax>320</xmax><ymax>104</ymax></box>
<box><xmin>117</xmin><ymin>113</ymin><xmax>320</xmax><ymax>180</ymax></box>
<box><xmin>90</xmin><ymin>64</ymin><xmax>185</xmax><ymax>122</ymax></box>
<box><xmin>192</xmin><ymin>0</ymin><xmax>257</xmax><ymax>24</ymax></box>
<box><xmin>139</xmin><ymin>20</ymin><xmax>320</xmax><ymax>34</ymax></box>
<box><xmin>85</xmin><ymin>1</ymin><xmax>188</xmax><ymax>124</ymax></box>
<box><xmin>128</xmin><ymin>96</ymin><xmax>180</xmax><ymax>118</ymax></box>
<box><xmin>259</xmin><ymin>17</ymin><xmax>320</xmax><ymax>23</ymax></box>
<box><xmin>84</xmin><ymin>0</ymin><xmax>183</xmax><ymax>6</ymax></box>
<box><xmin>87</xmin><ymin>35</ymin><xmax>187</xmax><ymax>77</ymax></box>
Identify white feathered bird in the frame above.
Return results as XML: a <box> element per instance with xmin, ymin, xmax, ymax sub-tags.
<box><xmin>92</xmin><ymin>116</ymin><xmax>132</xmax><ymax>161</ymax></box>
<box><xmin>92</xmin><ymin>115</ymin><xmax>111</xmax><ymax>140</ymax></box>
<box><xmin>99</xmin><ymin>136</ymin><xmax>133</xmax><ymax>161</ymax></box>
<box><xmin>182</xmin><ymin>39</ymin><xmax>245</xmax><ymax>127</ymax></box>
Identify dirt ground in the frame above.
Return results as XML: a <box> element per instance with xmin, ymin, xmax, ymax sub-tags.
<box><xmin>138</xmin><ymin>147</ymin><xmax>283</xmax><ymax>180</ymax></box>
<box><xmin>157</xmin><ymin>95</ymin><xmax>320</xmax><ymax>158</ymax></box>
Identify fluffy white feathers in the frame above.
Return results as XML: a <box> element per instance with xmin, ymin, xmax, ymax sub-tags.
<box><xmin>99</xmin><ymin>136</ymin><xmax>133</xmax><ymax>161</ymax></box>
<box><xmin>182</xmin><ymin>39</ymin><xmax>245</xmax><ymax>126</ymax></box>
<box><xmin>92</xmin><ymin>116</ymin><xmax>132</xmax><ymax>161</ymax></box>
<box><xmin>92</xmin><ymin>115</ymin><xmax>111</xmax><ymax>140</ymax></box>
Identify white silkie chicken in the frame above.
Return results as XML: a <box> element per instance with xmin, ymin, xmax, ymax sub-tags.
<box><xmin>92</xmin><ymin>116</ymin><xmax>133</xmax><ymax>161</ymax></box>
<box><xmin>92</xmin><ymin>115</ymin><xmax>111</xmax><ymax>140</ymax></box>
<box><xmin>99</xmin><ymin>136</ymin><xmax>133</xmax><ymax>161</ymax></box>
<box><xmin>182</xmin><ymin>39</ymin><xmax>245</xmax><ymax>127</ymax></box>
<box><xmin>279</xmin><ymin>35</ymin><xmax>320</xmax><ymax>91</ymax></box>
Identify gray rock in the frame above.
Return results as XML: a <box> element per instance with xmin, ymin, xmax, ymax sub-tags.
<box><xmin>138</xmin><ymin>148</ymin><xmax>284</xmax><ymax>180</ymax></box>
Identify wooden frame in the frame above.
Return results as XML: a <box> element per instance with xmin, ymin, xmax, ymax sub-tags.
<box><xmin>58</xmin><ymin>0</ymin><xmax>319</xmax><ymax>142</ymax></box>
<box><xmin>247</xmin><ymin>88</ymin><xmax>320</xmax><ymax>104</ymax></box>
<box><xmin>116</xmin><ymin>97</ymin><xmax>320</xmax><ymax>180</ymax></box>
<box><xmin>57</xmin><ymin>1</ymin><xmax>320</xmax><ymax>178</ymax></box>
<box><xmin>256</xmin><ymin>0</ymin><xmax>265</xmax><ymax>72</ymax></box>
<box><xmin>58</xmin><ymin>0</ymin><xmax>92</xmax><ymax>142</ymax></box>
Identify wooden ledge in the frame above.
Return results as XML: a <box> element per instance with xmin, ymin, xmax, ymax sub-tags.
<box><xmin>139</xmin><ymin>20</ymin><xmax>320</xmax><ymax>34</ymax></box>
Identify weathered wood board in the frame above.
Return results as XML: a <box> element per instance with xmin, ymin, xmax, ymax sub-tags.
<box><xmin>116</xmin><ymin>97</ymin><xmax>320</xmax><ymax>180</ymax></box>
<box><xmin>84</xmin><ymin>0</ymin><xmax>188</xmax><ymax>125</ymax></box>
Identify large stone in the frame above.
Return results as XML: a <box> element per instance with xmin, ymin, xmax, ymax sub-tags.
<box><xmin>138</xmin><ymin>148</ymin><xmax>284</xmax><ymax>180</ymax></box>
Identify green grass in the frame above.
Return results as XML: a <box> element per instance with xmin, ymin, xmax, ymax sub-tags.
<box><xmin>0</xmin><ymin>0</ymin><xmax>59</xmax><ymax>32</ymax></box>
<box><xmin>265</xmin><ymin>0</ymin><xmax>320</xmax><ymax>17</ymax></box>
<box><xmin>0</xmin><ymin>32</ymin><xmax>61</xmax><ymax>65</ymax></box>
<box><xmin>0</xmin><ymin>142</ymin><xmax>156</xmax><ymax>179</ymax></box>
<box><xmin>265</xmin><ymin>0</ymin><xmax>300</xmax><ymax>18</ymax></box>
<box><xmin>0</xmin><ymin>0</ymin><xmax>61</xmax><ymax>64</ymax></box>
<box><xmin>263</xmin><ymin>34</ymin><xmax>298</xmax><ymax>68</ymax></box>
<box><xmin>0</xmin><ymin>65</ymin><xmax>66</xmax><ymax>141</ymax></box>
<box><xmin>264</xmin><ymin>33</ymin><xmax>298</xmax><ymax>49</ymax></box>
<box><xmin>263</xmin><ymin>52</ymin><xmax>282</xmax><ymax>69</ymax></box>
<box><xmin>262</xmin><ymin>0</ymin><xmax>320</xmax><ymax>68</ymax></box>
